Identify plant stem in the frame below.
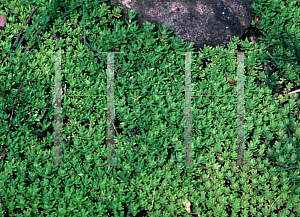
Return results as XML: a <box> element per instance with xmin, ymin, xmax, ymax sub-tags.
<box><xmin>3</xmin><ymin>7</ymin><xmax>37</xmax><ymax>65</ymax></box>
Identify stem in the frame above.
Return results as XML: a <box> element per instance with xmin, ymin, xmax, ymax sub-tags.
<box><xmin>3</xmin><ymin>7</ymin><xmax>37</xmax><ymax>65</ymax></box>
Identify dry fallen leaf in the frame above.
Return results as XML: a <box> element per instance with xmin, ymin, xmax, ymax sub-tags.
<box><xmin>226</xmin><ymin>77</ymin><xmax>235</xmax><ymax>84</ymax></box>
<box><xmin>0</xmin><ymin>15</ymin><xmax>7</xmax><ymax>29</ymax></box>
<box><xmin>182</xmin><ymin>198</ymin><xmax>192</xmax><ymax>216</ymax></box>
<box><xmin>94</xmin><ymin>196</ymin><xmax>107</xmax><ymax>199</ymax></box>
<box><xmin>254</xmin><ymin>16</ymin><xmax>261</xmax><ymax>28</ymax></box>
<box><xmin>249</xmin><ymin>36</ymin><xmax>258</xmax><ymax>44</ymax></box>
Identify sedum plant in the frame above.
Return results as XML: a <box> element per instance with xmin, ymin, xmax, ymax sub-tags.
<box><xmin>0</xmin><ymin>0</ymin><xmax>300</xmax><ymax>216</ymax></box>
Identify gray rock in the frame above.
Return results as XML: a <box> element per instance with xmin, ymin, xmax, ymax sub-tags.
<box><xmin>106</xmin><ymin>0</ymin><xmax>255</xmax><ymax>51</ymax></box>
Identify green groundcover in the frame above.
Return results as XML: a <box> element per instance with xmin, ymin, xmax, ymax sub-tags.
<box><xmin>0</xmin><ymin>0</ymin><xmax>300</xmax><ymax>216</ymax></box>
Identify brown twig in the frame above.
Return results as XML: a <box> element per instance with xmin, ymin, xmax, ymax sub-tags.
<box><xmin>2</xmin><ymin>78</ymin><xmax>39</xmax><ymax>163</ymax></box>
<box><xmin>258</xmin><ymin>156</ymin><xmax>285</xmax><ymax>167</ymax></box>
<box><xmin>93</xmin><ymin>108</ymin><xmax>118</xmax><ymax>134</ymax></box>
<box><xmin>236</xmin><ymin>152</ymin><xmax>285</xmax><ymax>170</ymax></box>
<box><xmin>2</xmin><ymin>77</ymin><xmax>34</xmax><ymax>164</ymax></box>
<box><xmin>106</xmin><ymin>116</ymin><xmax>117</xmax><ymax>133</ymax></box>
<box><xmin>94</xmin><ymin>196</ymin><xmax>107</xmax><ymax>199</ymax></box>
<box><xmin>274</xmin><ymin>88</ymin><xmax>300</xmax><ymax>100</ymax></box>
<box><xmin>89</xmin><ymin>188</ymin><xmax>95</xmax><ymax>194</ymax></box>
<box><xmin>230</xmin><ymin>162</ymin><xmax>242</xmax><ymax>173</ymax></box>
<box><xmin>3</xmin><ymin>7</ymin><xmax>37</xmax><ymax>65</ymax></box>
<box><xmin>128</xmin><ymin>126</ymin><xmax>140</xmax><ymax>139</ymax></box>
<box><xmin>79</xmin><ymin>37</ymin><xmax>136</xmax><ymax>85</ymax></box>
<box><xmin>270</xmin><ymin>193</ymin><xmax>283</xmax><ymax>211</ymax></box>
<box><xmin>9</xmin><ymin>79</ymin><xmax>40</xmax><ymax>126</ymax></box>
<box><xmin>152</xmin><ymin>187</ymin><xmax>156</xmax><ymax>206</ymax></box>
<box><xmin>119</xmin><ymin>128</ymin><xmax>132</xmax><ymax>139</ymax></box>
<box><xmin>244</xmin><ymin>163</ymin><xmax>291</xmax><ymax>178</ymax></box>
<box><xmin>38</xmin><ymin>29</ymin><xmax>62</xmax><ymax>41</ymax></box>
<box><xmin>1</xmin><ymin>145</ymin><xmax>6</xmax><ymax>162</ymax></box>
<box><xmin>93</xmin><ymin>107</ymin><xmax>143</xmax><ymax>139</ymax></box>
<box><xmin>7</xmin><ymin>7</ymin><xmax>19</xmax><ymax>15</ymax></box>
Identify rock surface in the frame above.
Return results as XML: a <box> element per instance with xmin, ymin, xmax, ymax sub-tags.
<box><xmin>106</xmin><ymin>0</ymin><xmax>256</xmax><ymax>51</ymax></box>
